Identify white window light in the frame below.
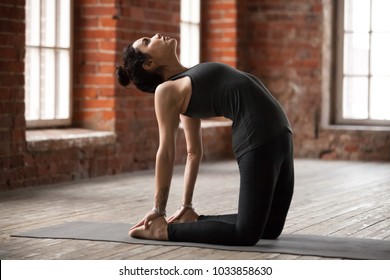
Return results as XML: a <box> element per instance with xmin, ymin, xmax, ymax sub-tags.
<box><xmin>25</xmin><ymin>0</ymin><xmax>72</xmax><ymax>127</ymax></box>
<box><xmin>336</xmin><ymin>0</ymin><xmax>390</xmax><ymax>125</ymax></box>
<box><xmin>180</xmin><ymin>0</ymin><xmax>201</xmax><ymax>68</ymax></box>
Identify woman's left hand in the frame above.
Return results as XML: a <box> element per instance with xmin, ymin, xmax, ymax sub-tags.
<box><xmin>167</xmin><ymin>206</ymin><xmax>199</xmax><ymax>224</ymax></box>
<box><xmin>167</xmin><ymin>206</ymin><xmax>188</xmax><ymax>223</ymax></box>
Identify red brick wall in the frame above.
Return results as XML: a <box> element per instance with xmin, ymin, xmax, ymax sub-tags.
<box><xmin>0</xmin><ymin>1</ymin><xmax>27</xmax><ymax>189</ymax></box>
<box><xmin>236</xmin><ymin>0</ymin><xmax>249</xmax><ymax>70</ymax></box>
<box><xmin>201</xmin><ymin>0</ymin><xmax>237</xmax><ymax>66</ymax></box>
<box><xmin>73</xmin><ymin>0</ymin><xmax>118</xmax><ymax>132</ymax></box>
<box><xmin>245</xmin><ymin>0</ymin><xmax>323</xmax><ymax>154</ymax></box>
<box><xmin>200</xmin><ymin>0</ymin><xmax>248</xmax><ymax>69</ymax></box>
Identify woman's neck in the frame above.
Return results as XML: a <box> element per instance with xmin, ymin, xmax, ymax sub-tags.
<box><xmin>163</xmin><ymin>62</ymin><xmax>188</xmax><ymax>81</ymax></box>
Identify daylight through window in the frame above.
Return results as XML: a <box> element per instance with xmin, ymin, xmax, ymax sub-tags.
<box><xmin>336</xmin><ymin>0</ymin><xmax>390</xmax><ymax>125</ymax></box>
<box><xmin>180</xmin><ymin>0</ymin><xmax>200</xmax><ymax>68</ymax></box>
<box><xmin>25</xmin><ymin>0</ymin><xmax>72</xmax><ymax>127</ymax></box>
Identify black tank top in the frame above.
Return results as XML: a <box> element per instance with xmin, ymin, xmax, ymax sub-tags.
<box><xmin>170</xmin><ymin>62</ymin><xmax>292</xmax><ymax>158</ymax></box>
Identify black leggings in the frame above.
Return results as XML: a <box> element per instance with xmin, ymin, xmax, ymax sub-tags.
<box><xmin>168</xmin><ymin>131</ymin><xmax>294</xmax><ymax>246</ymax></box>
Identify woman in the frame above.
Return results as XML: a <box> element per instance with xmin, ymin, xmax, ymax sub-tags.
<box><xmin>117</xmin><ymin>33</ymin><xmax>294</xmax><ymax>246</ymax></box>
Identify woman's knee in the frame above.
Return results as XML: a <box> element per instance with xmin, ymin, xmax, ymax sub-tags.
<box><xmin>261</xmin><ymin>227</ymin><xmax>282</xmax><ymax>240</ymax></box>
<box><xmin>235</xmin><ymin>236</ymin><xmax>260</xmax><ymax>246</ymax></box>
<box><xmin>234</xmin><ymin>227</ymin><xmax>281</xmax><ymax>245</ymax></box>
<box><xmin>234</xmin><ymin>227</ymin><xmax>262</xmax><ymax>246</ymax></box>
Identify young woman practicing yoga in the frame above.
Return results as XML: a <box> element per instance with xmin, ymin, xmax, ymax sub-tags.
<box><xmin>117</xmin><ymin>33</ymin><xmax>294</xmax><ymax>246</ymax></box>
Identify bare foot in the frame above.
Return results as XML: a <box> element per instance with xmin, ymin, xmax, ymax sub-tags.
<box><xmin>129</xmin><ymin>216</ymin><xmax>168</xmax><ymax>241</ymax></box>
<box><xmin>171</xmin><ymin>207</ymin><xmax>199</xmax><ymax>224</ymax></box>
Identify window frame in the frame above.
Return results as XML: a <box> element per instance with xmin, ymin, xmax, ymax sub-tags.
<box><xmin>25</xmin><ymin>0</ymin><xmax>73</xmax><ymax>128</ymax></box>
<box><xmin>335</xmin><ymin>0</ymin><xmax>390</xmax><ymax>126</ymax></box>
<box><xmin>180</xmin><ymin>0</ymin><xmax>201</xmax><ymax>68</ymax></box>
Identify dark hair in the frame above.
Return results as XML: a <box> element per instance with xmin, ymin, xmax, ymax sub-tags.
<box><xmin>116</xmin><ymin>44</ymin><xmax>164</xmax><ymax>93</ymax></box>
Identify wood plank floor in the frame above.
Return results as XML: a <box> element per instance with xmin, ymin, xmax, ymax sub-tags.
<box><xmin>1</xmin><ymin>159</ymin><xmax>389</xmax><ymax>260</ymax></box>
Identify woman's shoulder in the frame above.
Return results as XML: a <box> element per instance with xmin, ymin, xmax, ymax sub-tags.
<box><xmin>159</xmin><ymin>76</ymin><xmax>191</xmax><ymax>92</ymax></box>
<box><xmin>156</xmin><ymin>77</ymin><xmax>191</xmax><ymax>99</ymax></box>
<box><xmin>155</xmin><ymin>78</ymin><xmax>192</xmax><ymax>114</ymax></box>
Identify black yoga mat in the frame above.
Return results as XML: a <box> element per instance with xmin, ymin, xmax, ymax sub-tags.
<box><xmin>12</xmin><ymin>221</ymin><xmax>390</xmax><ymax>260</ymax></box>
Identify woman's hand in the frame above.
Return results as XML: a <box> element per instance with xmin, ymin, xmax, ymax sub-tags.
<box><xmin>130</xmin><ymin>209</ymin><xmax>164</xmax><ymax>230</ymax></box>
<box><xmin>129</xmin><ymin>215</ymin><xmax>169</xmax><ymax>241</ymax></box>
<box><xmin>167</xmin><ymin>206</ymin><xmax>199</xmax><ymax>224</ymax></box>
<box><xmin>167</xmin><ymin>206</ymin><xmax>188</xmax><ymax>224</ymax></box>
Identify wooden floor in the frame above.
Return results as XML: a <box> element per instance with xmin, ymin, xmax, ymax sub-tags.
<box><xmin>1</xmin><ymin>159</ymin><xmax>389</xmax><ymax>260</ymax></box>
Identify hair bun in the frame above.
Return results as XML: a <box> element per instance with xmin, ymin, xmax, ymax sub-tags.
<box><xmin>116</xmin><ymin>65</ymin><xmax>131</xmax><ymax>87</ymax></box>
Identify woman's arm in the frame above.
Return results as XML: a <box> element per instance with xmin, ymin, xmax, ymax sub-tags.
<box><xmin>154</xmin><ymin>83</ymin><xmax>181</xmax><ymax>211</ymax></box>
<box><xmin>130</xmin><ymin>82</ymin><xmax>181</xmax><ymax>230</ymax></box>
<box><xmin>167</xmin><ymin>115</ymin><xmax>202</xmax><ymax>223</ymax></box>
<box><xmin>180</xmin><ymin>114</ymin><xmax>203</xmax><ymax>206</ymax></box>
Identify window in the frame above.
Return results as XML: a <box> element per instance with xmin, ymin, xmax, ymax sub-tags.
<box><xmin>180</xmin><ymin>0</ymin><xmax>201</xmax><ymax>68</ymax></box>
<box><xmin>25</xmin><ymin>0</ymin><xmax>72</xmax><ymax>128</ymax></box>
<box><xmin>336</xmin><ymin>0</ymin><xmax>390</xmax><ymax>125</ymax></box>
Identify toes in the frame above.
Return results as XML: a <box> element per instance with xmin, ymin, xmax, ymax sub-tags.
<box><xmin>129</xmin><ymin>226</ymin><xmax>144</xmax><ymax>238</ymax></box>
